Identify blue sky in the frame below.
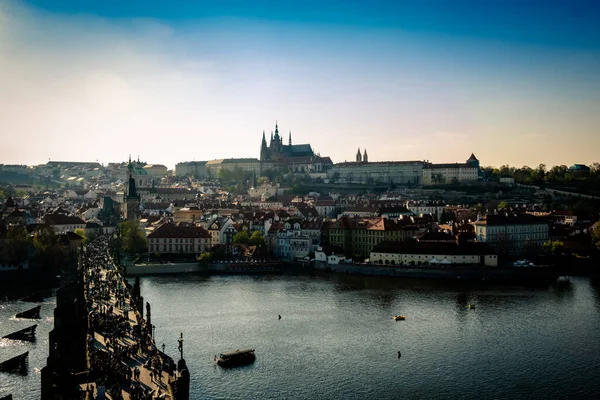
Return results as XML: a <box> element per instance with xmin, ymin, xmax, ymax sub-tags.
<box><xmin>1</xmin><ymin>0</ymin><xmax>599</xmax><ymax>168</ymax></box>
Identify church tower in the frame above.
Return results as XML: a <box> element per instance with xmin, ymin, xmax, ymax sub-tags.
<box><xmin>289</xmin><ymin>131</ymin><xmax>292</xmax><ymax>146</ymax></box>
<box><xmin>260</xmin><ymin>130</ymin><xmax>268</xmax><ymax>161</ymax></box>
<box><xmin>363</xmin><ymin>149</ymin><xmax>368</xmax><ymax>163</ymax></box>
<box><xmin>356</xmin><ymin>148</ymin><xmax>362</xmax><ymax>162</ymax></box>
<box><xmin>124</xmin><ymin>156</ymin><xmax>141</xmax><ymax>221</ymax></box>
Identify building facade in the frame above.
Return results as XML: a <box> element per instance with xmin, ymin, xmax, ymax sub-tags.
<box><xmin>473</xmin><ymin>214</ymin><xmax>549</xmax><ymax>255</ymax></box>
<box><xmin>147</xmin><ymin>223</ymin><xmax>211</xmax><ymax>255</ymax></box>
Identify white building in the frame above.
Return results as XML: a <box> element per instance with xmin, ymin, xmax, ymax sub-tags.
<box><xmin>406</xmin><ymin>201</ymin><xmax>446</xmax><ymax>221</ymax></box>
<box><xmin>370</xmin><ymin>240</ymin><xmax>498</xmax><ymax>267</ymax></box>
<box><xmin>421</xmin><ymin>154</ymin><xmax>480</xmax><ymax>185</ymax></box>
<box><xmin>473</xmin><ymin>214</ymin><xmax>549</xmax><ymax>255</ymax></box>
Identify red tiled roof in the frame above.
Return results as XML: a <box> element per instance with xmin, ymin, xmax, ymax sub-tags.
<box><xmin>147</xmin><ymin>223</ymin><xmax>210</xmax><ymax>239</ymax></box>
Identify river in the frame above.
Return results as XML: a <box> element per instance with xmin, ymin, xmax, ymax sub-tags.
<box><xmin>2</xmin><ymin>274</ymin><xmax>600</xmax><ymax>399</ymax></box>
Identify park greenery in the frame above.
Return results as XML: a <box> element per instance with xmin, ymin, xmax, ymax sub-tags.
<box><xmin>482</xmin><ymin>163</ymin><xmax>600</xmax><ymax>188</ymax></box>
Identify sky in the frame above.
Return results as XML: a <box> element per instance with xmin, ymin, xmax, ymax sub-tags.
<box><xmin>1</xmin><ymin>0</ymin><xmax>599</xmax><ymax>169</ymax></box>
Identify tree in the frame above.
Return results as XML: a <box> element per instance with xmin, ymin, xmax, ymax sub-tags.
<box><xmin>543</xmin><ymin>240</ymin><xmax>565</xmax><ymax>256</ymax></box>
<box><xmin>498</xmin><ymin>201</ymin><xmax>509</xmax><ymax>210</ymax></box>
<box><xmin>3</xmin><ymin>225</ymin><xmax>31</xmax><ymax>264</ymax></box>
<box><xmin>440</xmin><ymin>210</ymin><xmax>456</xmax><ymax>224</ymax></box>
<box><xmin>119</xmin><ymin>220</ymin><xmax>147</xmax><ymax>254</ymax></box>
<box><xmin>74</xmin><ymin>228</ymin><xmax>89</xmax><ymax>245</ymax></box>
<box><xmin>432</xmin><ymin>174</ymin><xmax>445</xmax><ymax>184</ymax></box>
<box><xmin>249</xmin><ymin>231</ymin><xmax>266</xmax><ymax>247</ymax></box>
<box><xmin>592</xmin><ymin>228</ymin><xmax>600</xmax><ymax>251</ymax></box>
<box><xmin>233</xmin><ymin>230</ymin><xmax>250</xmax><ymax>245</ymax></box>
<box><xmin>331</xmin><ymin>172</ymin><xmax>340</xmax><ymax>183</ymax></box>
<box><xmin>33</xmin><ymin>225</ymin><xmax>67</xmax><ymax>271</ymax></box>
<box><xmin>197</xmin><ymin>252</ymin><xmax>212</xmax><ymax>265</ymax></box>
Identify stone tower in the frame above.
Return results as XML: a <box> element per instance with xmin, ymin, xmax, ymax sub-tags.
<box><xmin>356</xmin><ymin>148</ymin><xmax>362</xmax><ymax>162</ymax></box>
<box><xmin>363</xmin><ymin>149</ymin><xmax>368</xmax><ymax>163</ymax></box>
<box><xmin>124</xmin><ymin>156</ymin><xmax>141</xmax><ymax>220</ymax></box>
<box><xmin>260</xmin><ymin>130</ymin><xmax>268</xmax><ymax>161</ymax></box>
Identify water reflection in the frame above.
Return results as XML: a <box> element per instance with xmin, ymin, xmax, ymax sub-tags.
<box><xmin>548</xmin><ymin>279</ymin><xmax>575</xmax><ymax>301</ymax></box>
<box><xmin>590</xmin><ymin>277</ymin><xmax>600</xmax><ymax>311</ymax></box>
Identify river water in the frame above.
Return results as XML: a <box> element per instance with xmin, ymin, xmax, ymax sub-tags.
<box><xmin>2</xmin><ymin>274</ymin><xmax>600</xmax><ymax>399</ymax></box>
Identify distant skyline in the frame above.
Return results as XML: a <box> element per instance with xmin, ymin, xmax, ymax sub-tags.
<box><xmin>1</xmin><ymin>0</ymin><xmax>599</xmax><ymax>169</ymax></box>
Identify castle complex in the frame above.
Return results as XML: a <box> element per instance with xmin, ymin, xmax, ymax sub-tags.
<box><xmin>174</xmin><ymin>121</ymin><xmax>481</xmax><ymax>185</ymax></box>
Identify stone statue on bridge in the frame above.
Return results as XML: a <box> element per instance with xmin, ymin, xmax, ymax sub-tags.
<box><xmin>146</xmin><ymin>301</ymin><xmax>151</xmax><ymax>326</ymax></box>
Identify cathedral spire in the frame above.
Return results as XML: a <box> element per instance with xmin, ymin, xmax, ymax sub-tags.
<box><xmin>363</xmin><ymin>149</ymin><xmax>368</xmax><ymax>163</ymax></box>
<box><xmin>260</xmin><ymin>130</ymin><xmax>268</xmax><ymax>162</ymax></box>
<box><xmin>289</xmin><ymin>131</ymin><xmax>292</xmax><ymax>146</ymax></box>
<box><xmin>356</xmin><ymin>148</ymin><xmax>362</xmax><ymax>163</ymax></box>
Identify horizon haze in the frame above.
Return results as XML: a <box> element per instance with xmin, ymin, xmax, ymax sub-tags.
<box><xmin>1</xmin><ymin>0</ymin><xmax>599</xmax><ymax>169</ymax></box>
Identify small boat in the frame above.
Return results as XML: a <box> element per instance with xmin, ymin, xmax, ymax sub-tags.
<box><xmin>0</xmin><ymin>351</ymin><xmax>28</xmax><ymax>374</ymax></box>
<box><xmin>15</xmin><ymin>305</ymin><xmax>41</xmax><ymax>319</ymax></box>
<box><xmin>2</xmin><ymin>325</ymin><xmax>37</xmax><ymax>342</ymax></box>
<box><xmin>393</xmin><ymin>315</ymin><xmax>406</xmax><ymax>321</ymax></box>
<box><xmin>468</xmin><ymin>304</ymin><xmax>475</xmax><ymax>310</ymax></box>
<box><xmin>215</xmin><ymin>349</ymin><xmax>256</xmax><ymax>367</ymax></box>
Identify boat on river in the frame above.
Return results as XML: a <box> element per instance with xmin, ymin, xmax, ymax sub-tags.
<box><xmin>393</xmin><ymin>315</ymin><xmax>406</xmax><ymax>321</ymax></box>
<box><xmin>216</xmin><ymin>349</ymin><xmax>256</xmax><ymax>367</ymax></box>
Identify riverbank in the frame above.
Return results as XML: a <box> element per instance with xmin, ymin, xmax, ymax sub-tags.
<box><xmin>126</xmin><ymin>261</ymin><xmax>282</xmax><ymax>276</ymax></box>
<box><xmin>313</xmin><ymin>262</ymin><xmax>567</xmax><ymax>283</ymax></box>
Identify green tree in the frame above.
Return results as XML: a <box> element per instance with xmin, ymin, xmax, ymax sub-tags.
<box><xmin>74</xmin><ymin>228</ymin><xmax>89</xmax><ymax>245</ymax></box>
<box><xmin>249</xmin><ymin>231</ymin><xmax>266</xmax><ymax>247</ymax></box>
<box><xmin>543</xmin><ymin>240</ymin><xmax>565</xmax><ymax>255</ymax></box>
<box><xmin>498</xmin><ymin>201</ymin><xmax>509</xmax><ymax>210</ymax></box>
<box><xmin>592</xmin><ymin>228</ymin><xmax>600</xmax><ymax>251</ymax></box>
<box><xmin>233</xmin><ymin>230</ymin><xmax>250</xmax><ymax>244</ymax></box>
<box><xmin>33</xmin><ymin>225</ymin><xmax>67</xmax><ymax>271</ymax></box>
<box><xmin>197</xmin><ymin>252</ymin><xmax>212</xmax><ymax>265</ymax></box>
<box><xmin>4</xmin><ymin>225</ymin><xmax>31</xmax><ymax>264</ymax></box>
<box><xmin>330</xmin><ymin>172</ymin><xmax>340</xmax><ymax>183</ymax></box>
<box><xmin>119</xmin><ymin>220</ymin><xmax>147</xmax><ymax>254</ymax></box>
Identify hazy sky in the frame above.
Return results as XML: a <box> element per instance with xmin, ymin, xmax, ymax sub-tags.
<box><xmin>1</xmin><ymin>0</ymin><xmax>599</xmax><ymax>169</ymax></box>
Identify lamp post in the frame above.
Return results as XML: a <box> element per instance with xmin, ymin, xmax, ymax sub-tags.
<box><xmin>162</xmin><ymin>343</ymin><xmax>165</xmax><ymax>354</ymax></box>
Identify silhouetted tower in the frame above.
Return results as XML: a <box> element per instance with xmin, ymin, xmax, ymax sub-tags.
<box><xmin>363</xmin><ymin>149</ymin><xmax>368</xmax><ymax>163</ymax></box>
<box><xmin>260</xmin><ymin>130</ymin><xmax>268</xmax><ymax>161</ymax></box>
<box><xmin>124</xmin><ymin>155</ymin><xmax>141</xmax><ymax>220</ymax></box>
<box><xmin>356</xmin><ymin>148</ymin><xmax>362</xmax><ymax>162</ymax></box>
<box><xmin>289</xmin><ymin>131</ymin><xmax>292</xmax><ymax>146</ymax></box>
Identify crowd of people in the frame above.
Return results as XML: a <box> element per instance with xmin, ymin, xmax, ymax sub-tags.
<box><xmin>79</xmin><ymin>236</ymin><xmax>176</xmax><ymax>400</ymax></box>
